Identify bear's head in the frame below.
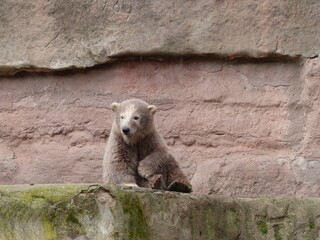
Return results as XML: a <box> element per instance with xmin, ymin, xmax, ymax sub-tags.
<box><xmin>111</xmin><ymin>99</ymin><xmax>157</xmax><ymax>143</ymax></box>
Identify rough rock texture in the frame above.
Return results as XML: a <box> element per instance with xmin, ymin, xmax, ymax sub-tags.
<box><xmin>1</xmin><ymin>58</ymin><xmax>320</xmax><ymax>197</ymax></box>
<box><xmin>1</xmin><ymin>0</ymin><xmax>319</xmax><ymax>74</ymax></box>
<box><xmin>0</xmin><ymin>184</ymin><xmax>320</xmax><ymax>240</ymax></box>
<box><xmin>1</xmin><ymin>0</ymin><xmax>320</xmax><ymax>197</ymax></box>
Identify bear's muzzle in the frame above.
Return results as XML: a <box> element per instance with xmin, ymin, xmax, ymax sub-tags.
<box><xmin>122</xmin><ymin>127</ymin><xmax>130</xmax><ymax>135</ymax></box>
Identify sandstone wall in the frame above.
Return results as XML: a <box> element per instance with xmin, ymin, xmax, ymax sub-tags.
<box><xmin>1</xmin><ymin>0</ymin><xmax>319</xmax><ymax>74</ymax></box>
<box><xmin>0</xmin><ymin>0</ymin><xmax>320</xmax><ymax>197</ymax></box>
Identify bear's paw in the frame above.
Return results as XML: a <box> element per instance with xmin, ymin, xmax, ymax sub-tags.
<box><xmin>167</xmin><ymin>181</ymin><xmax>192</xmax><ymax>193</ymax></box>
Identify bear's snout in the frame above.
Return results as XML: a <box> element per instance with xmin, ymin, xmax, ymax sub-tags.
<box><xmin>122</xmin><ymin>127</ymin><xmax>130</xmax><ymax>135</ymax></box>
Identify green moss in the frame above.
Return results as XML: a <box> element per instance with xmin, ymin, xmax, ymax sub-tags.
<box><xmin>189</xmin><ymin>200</ymin><xmax>241</xmax><ymax>240</ymax></box>
<box><xmin>45</xmin><ymin>188</ymin><xmax>99</xmax><ymax>238</ymax></box>
<box><xmin>274</xmin><ymin>224</ymin><xmax>282</xmax><ymax>240</ymax></box>
<box><xmin>304</xmin><ymin>217</ymin><xmax>316</xmax><ymax>240</ymax></box>
<box><xmin>3</xmin><ymin>184</ymin><xmax>320</xmax><ymax>240</ymax></box>
<box><xmin>204</xmin><ymin>207</ymin><xmax>215</xmax><ymax>240</ymax></box>
<box><xmin>42</xmin><ymin>217</ymin><xmax>57</xmax><ymax>240</ymax></box>
<box><xmin>0</xmin><ymin>184</ymin><xmax>98</xmax><ymax>239</ymax></box>
<box><xmin>63</xmin><ymin>210</ymin><xmax>86</xmax><ymax>237</ymax></box>
<box><xmin>0</xmin><ymin>184</ymin><xmax>83</xmax><ymax>206</ymax></box>
<box><xmin>308</xmin><ymin>218</ymin><xmax>315</xmax><ymax>229</ymax></box>
<box><xmin>113</xmin><ymin>189</ymin><xmax>149</xmax><ymax>240</ymax></box>
<box><xmin>257</xmin><ymin>220</ymin><xmax>268</xmax><ymax>234</ymax></box>
<box><xmin>225</xmin><ymin>207</ymin><xmax>241</xmax><ymax>233</ymax></box>
<box><xmin>66</xmin><ymin>212</ymin><xmax>81</xmax><ymax>225</ymax></box>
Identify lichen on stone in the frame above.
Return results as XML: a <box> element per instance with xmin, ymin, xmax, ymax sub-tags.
<box><xmin>257</xmin><ymin>219</ymin><xmax>268</xmax><ymax>234</ymax></box>
<box><xmin>0</xmin><ymin>184</ymin><xmax>101</xmax><ymax>239</ymax></box>
<box><xmin>107</xmin><ymin>185</ymin><xmax>150</xmax><ymax>240</ymax></box>
<box><xmin>1</xmin><ymin>185</ymin><xmax>320</xmax><ymax>239</ymax></box>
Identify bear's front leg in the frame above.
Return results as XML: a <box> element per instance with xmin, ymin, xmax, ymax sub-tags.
<box><xmin>104</xmin><ymin>141</ymin><xmax>139</xmax><ymax>187</ymax></box>
<box><xmin>138</xmin><ymin>151</ymin><xmax>192</xmax><ymax>193</ymax></box>
<box><xmin>138</xmin><ymin>151</ymin><xmax>168</xmax><ymax>178</ymax></box>
<box><xmin>138</xmin><ymin>151</ymin><xmax>168</xmax><ymax>190</ymax></box>
<box><xmin>109</xmin><ymin>164</ymin><xmax>139</xmax><ymax>187</ymax></box>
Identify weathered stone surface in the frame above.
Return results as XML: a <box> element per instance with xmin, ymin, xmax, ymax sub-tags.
<box><xmin>291</xmin><ymin>58</ymin><xmax>320</xmax><ymax>195</ymax></box>
<box><xmin>1</xmin><ymin>0</ymin><xmax>319</xmax><ymax>74</ymax></box>
<box><xmin>0</xmin><ymin>184</ymin><xmax>320</xmax><ymax>240</ymax></box>
<box><xmin>2</xmin><ymin>58</ymin><xmax>320</xmax><ymax>197</ymax></box>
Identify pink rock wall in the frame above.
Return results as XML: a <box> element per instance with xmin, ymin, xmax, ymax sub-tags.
<box><xmin>1</xmin><ymin>58</ymin><xmax>319</xmax><ymax>196</ymax></box>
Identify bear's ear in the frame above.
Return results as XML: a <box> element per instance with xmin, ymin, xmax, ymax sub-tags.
<box><xmin>111</xmin><ymin>102</ymin><xmax>120</xmax><ymax>112</ymax></box>
<box><xmin>148</xmin><ymin>105</ymin><xmax>157</xmax><ymax>115</ymax></box>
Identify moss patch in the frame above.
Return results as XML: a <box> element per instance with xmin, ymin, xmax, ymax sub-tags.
<box><xmin>2</xmin><ymin>185</ymin><xmax>320</xmax><ymax>240</ymax></box>
<box><xmin>273</xmin><ymin>224</ymin><xmax>282</xmax><ymax>240</ymax></box>
<box><xmin>257</xmin><ymin>220</ymin><xmax>268</xmax><ymax>234</ymax></box>
<box><xmin>0</xmin><ymin>184</ymin><xmax>99</xmax><ymax>239</ymax></box>
<box><xmin>111</xmin><ymin>188</ymin><xmax>149</xmax><ymax>240</ymax></box>
<box><xmin>42</xmin><ymin>217</ymin><xmax>57</xmax><ymax>240</ymax></box>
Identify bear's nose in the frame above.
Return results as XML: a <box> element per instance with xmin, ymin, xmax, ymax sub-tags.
<box><xmin>122</xmin><ymin>127</ymin><xmax>130</xmax><ymax>135</ymax></box>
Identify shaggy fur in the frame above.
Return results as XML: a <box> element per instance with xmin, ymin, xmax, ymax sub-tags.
<box><xmin>103</xmin><ymin>99</ymin><xmax>192</xmax><ymax>193</ymax></box>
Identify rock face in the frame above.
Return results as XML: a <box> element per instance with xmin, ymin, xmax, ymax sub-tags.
<box><xmin>0</xmin><ymin>0</ymin><xmax>320</xmax><ymax>197</ymax></box>
<box><xmin>0</xmin><ymin>0</ymin><xmax>319</xmax><ymax>74</ymax></box>
<box><xmin>1</xmin><ymin>58</ymin><xmax>320</xmax><ymax>197</ymax></box>
<box><xmin>0</xmin><ymin>184</ymin><xmax>320</xmax><ymax>240</ymax></box>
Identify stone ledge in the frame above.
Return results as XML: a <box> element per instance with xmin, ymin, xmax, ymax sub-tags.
<box><xmin>0</xmin><ymin>184</ymin><xmax>319</xmax><ymax>240</ymax></box>
<box><xmin>0</xmin><ymin>54</ymin><xmax>303</xmax><ymax>76</ymax></box>
<box><xmin>1</xmin><ymin>0</ymin><xmax>319</xmax><ymax>75</ymax></box>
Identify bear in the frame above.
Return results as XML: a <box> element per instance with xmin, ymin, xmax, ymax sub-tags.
<box><xmin>103</xmin><ymin>98</ymin><xmax>192</xmax><ymax>193</ymax></box>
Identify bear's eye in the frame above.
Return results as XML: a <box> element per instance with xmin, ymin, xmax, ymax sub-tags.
<box><xmin>133</xmin><ymin>116</ymin><xmax>139</xmax><ymax>120</ymax></box>
<box><xmin>120</xmin><ymin>116</ymin><xmax>124</xmax><ymax>119</ymax></box>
